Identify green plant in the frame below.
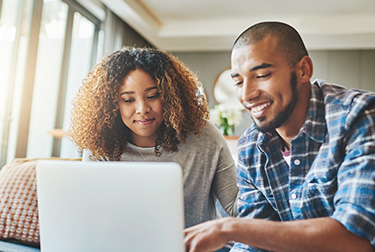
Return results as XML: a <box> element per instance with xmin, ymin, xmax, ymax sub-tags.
<box><xmin>210</xmin><ymin>104</ymin><xmax>243</xmax><ymax>135</ymax></box>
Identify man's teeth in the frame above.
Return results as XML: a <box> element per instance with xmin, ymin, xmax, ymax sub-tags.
<box><xmin>252</xmin><ymin>102</ymin><xmax>270</xmax><ymax>113</ymax></box>
<box><xmin>243</xmin><ymin>102</ymin><xmax>251</xmax><ymax>108</ymax></box>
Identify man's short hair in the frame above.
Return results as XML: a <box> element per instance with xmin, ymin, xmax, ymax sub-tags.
<box><xmin>233</xmin><ymin>21</ymin><xmax>309</xmax><ymax>66</ymax></box>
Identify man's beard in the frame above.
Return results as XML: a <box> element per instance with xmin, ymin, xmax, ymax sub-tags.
<box><xmin>255</xmin><ymin>72</ymin><xmax>298</xmax><ymax>133</ymax></box>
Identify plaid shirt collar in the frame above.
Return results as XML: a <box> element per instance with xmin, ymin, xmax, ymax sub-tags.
<box><xmin>256</xmin><ymin>82</ymin><xmax>326</xmax><ymax>152</ymax></box>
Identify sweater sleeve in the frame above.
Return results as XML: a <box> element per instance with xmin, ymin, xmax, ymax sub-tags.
<box><xmin>211</xmin><ymin>126</ymin><xmax>239</xmax><ymax>217</ymax></box>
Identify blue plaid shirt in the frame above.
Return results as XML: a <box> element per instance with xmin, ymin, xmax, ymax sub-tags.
<box><xmin>232</xmin><ymin>80</ymin><xmax>375</xmax><ymax>252</ymax></box>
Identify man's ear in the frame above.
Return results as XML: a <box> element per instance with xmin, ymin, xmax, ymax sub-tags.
<box><xmin>296</xmin><ymin>56</ymin><xmax>313</xmax><ymax>82</ymax></box>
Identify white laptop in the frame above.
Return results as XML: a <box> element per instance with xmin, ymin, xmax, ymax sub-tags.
<box><xmin>36</xmin><ymin>160</ymin><xmax>185</xmax><ymax>252</ymax></box>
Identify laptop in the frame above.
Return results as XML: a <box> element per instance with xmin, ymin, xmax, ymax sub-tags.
<box><xmin>36</xmin><ymin>160</ymin><xmax>185</xmax><ymax>252</ymax></box>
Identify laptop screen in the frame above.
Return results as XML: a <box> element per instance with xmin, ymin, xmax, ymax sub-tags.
<box><xmin>36</xmin><ymin>160</ymin><xmax>184</xmax><ymax>252</ymax></box>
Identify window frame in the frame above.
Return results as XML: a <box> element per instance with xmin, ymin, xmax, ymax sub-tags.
<box><xmin>0</xmin><ymin>0</ymin><xmax>102</xmax><ymax>167</ymax></box>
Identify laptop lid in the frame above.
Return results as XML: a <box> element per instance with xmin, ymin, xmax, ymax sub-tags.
<box><xmin>36</xmin><ymin>160</ymin><xmax>184</xmax><ymax>252</ymax></box>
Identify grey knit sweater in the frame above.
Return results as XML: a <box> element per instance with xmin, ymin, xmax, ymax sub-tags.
<box><xmin>83</xmin><ymin>121</ymin><xmax>239</xmax><ymax>228</ymax></box>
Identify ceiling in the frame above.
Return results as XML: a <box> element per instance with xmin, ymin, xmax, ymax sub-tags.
<box><xmin>100</xmin><ymin>0</ymin><xmax>375</xmax><ymax>52</ymax></box>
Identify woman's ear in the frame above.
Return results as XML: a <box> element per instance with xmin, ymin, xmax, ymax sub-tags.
<box><xmin>296</xmin><ymin>56</ymin><xmax>313</xmax><ymax>82</ymax></box>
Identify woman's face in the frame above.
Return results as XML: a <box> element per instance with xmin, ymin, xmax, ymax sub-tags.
<box><xmin>118</xmin><ymin>69</ymin><xmax>164</xmax><ymax>147</ymax></box>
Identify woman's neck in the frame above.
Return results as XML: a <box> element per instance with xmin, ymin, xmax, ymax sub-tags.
<box><xmin>130</xmin><ymin>134</ymin><xmax>157</xmax><ymax>148</ymax></box>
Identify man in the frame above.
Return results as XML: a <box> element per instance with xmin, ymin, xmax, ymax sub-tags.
<box><xmin>184</xmin><ymin>21</ymin><xmax>375</xmax><ymax>252</ymax></box>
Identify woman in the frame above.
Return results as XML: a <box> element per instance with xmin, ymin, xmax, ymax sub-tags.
<box><xmin>70</xmin><ymin>46</ymin><xmax>238</xmax><ymax>251</ymax></box>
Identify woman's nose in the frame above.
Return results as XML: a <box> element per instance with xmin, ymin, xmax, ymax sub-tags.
<box><xmin>136</xmin><ymin>100</ymin><xmax>150</xmax><ymax>114</ymax></box>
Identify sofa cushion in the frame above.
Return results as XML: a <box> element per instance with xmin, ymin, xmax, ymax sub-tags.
<box><xmin>0</xmin><ymin>158</ymin><xmax>80</xmax><ymax>248</ymax></box>
<box><xmin>0</xmin><ymin>159</ymin><xmax>40</xmax><ymax>247</ymax></box>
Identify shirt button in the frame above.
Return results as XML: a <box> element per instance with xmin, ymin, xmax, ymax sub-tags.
<box><xmin>291</xmin><ymin>193</ymin><xmax>297</xmax><ymax>200</ymax></box>
<box><xmin>293</xmin><ymin>159</ymin><xmax>301</xmax><ymax>165</ymax></box>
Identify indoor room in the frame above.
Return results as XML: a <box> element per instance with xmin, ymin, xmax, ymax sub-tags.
<box><xmin>0</xmin><ymin>0</ymin><xmax>374</xmax><ymax>251</ymax></box>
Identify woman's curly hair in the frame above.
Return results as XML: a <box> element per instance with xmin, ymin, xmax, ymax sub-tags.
<box><xmin>69</xmin><ymin>46</ymin><xmax>209</xmax><ymax>160</ymax></box>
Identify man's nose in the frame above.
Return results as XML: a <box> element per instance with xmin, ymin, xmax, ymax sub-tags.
<box><xmin>241</xmin><ymin>80</ymin><xmax>260</xmax><ymax>103</ymax></box>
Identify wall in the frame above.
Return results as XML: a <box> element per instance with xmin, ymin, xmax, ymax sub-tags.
<box><xmin>310</xmin><ymin>50</ymin><xmax>375</xmax><ymax>92</ymax></box>
<box><xmin>174</xmin><ymin>49</ymin><xmax>375</xmax><ymax>136</ymax></box>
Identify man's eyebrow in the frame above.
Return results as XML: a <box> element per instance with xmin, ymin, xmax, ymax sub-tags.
<box><xmin>250</xmin><ymin>63</ymin><xmax>273</xmax><ymax>72</ymax></box>
<box><xmin>231</xmin><ymin>63</ymin><xmax>273</xmax><ymax>78</ymax></box>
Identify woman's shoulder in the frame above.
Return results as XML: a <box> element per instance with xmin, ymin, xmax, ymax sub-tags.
<box><xmin>189</xmin><ymin>121</ymin><xmax>225</xmax><ymax>144</ymax></box>
<box><xmin>198</xmin><ymin>120</ymin><xmax>220</xmax><ymax>134</ymax></box>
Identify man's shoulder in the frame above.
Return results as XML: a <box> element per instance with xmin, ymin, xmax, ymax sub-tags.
<box><xmin>314</xmin><ymin>79</ymin><xmax>375</xmax><ymax>129</ymax></box>
<box><xmin>315</xmin><ymin>80</ymin><xmax>375</xmax><ymax>107</ymax></box>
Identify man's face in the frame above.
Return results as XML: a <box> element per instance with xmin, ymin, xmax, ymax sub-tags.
<box><xmin>231</xmin><ymin>36</ymin><xmax>299</xmax><ymax>133</ymax></box>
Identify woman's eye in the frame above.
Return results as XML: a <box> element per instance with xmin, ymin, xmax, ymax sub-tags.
<box><xmin>122</xmin><ymin>98</ymin><xmax>134</xmax><ymax>103</ymax></box>
<box><xmin>147</xmin><ymin>93</ymin><xmax>160</xmax><ymax>99</ymax></box>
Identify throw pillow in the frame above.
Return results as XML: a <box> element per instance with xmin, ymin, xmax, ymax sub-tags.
<box><xmin>0</xmin><ymin>159</ymin><xmax>40</xmax><ymax>247</ymax></box>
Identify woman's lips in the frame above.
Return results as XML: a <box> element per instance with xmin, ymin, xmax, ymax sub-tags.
<box><xmin>135</xmin><ymin>118</ymin><xmax>154</xmax><ymax>125</ymax></box>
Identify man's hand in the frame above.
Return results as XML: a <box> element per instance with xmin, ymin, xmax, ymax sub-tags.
<box><xmin>184</xmin><ymin>216</ymin><xmax>374</xmax><ymax>252</ymax></box>
<box><xmin>184</xmin><ymin>217</ymin><xmax>234</xmax><ymax>252</ymax></box>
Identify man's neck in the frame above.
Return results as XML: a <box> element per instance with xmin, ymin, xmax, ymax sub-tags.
<box><xmin>276</xmin><ymin>81</ymin><xmax>311</xmax><ymax>151</ymax></box>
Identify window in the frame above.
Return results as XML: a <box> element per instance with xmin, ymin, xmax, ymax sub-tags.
<box><xmin>27</xmin><ymin>0</ymin><xmax>69</xmax><ymax>158</ymax></box>
<box><xmin>59</xmin><ymin>12</ymin><xmax>98</xmax><ymax>158</ymax></box>
<box><xmin>0</xmin><ymin>0</ymin><xmax>102</xmax><ymax>166</ymax></box>
<box><xmin>0</xmin><ymin>0</ymin><xmax>34</xmax><ymax>165</ymax></box>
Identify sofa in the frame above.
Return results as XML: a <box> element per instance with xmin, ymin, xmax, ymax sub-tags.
<box><xmin>0</xmin><ymin>158</ymin><xmax>80</xmax><ymax>252</ymax></box>
<box><xmin>0</xmin><ymin>240</ymin><xmax>39</xmax><ymax>252</ymax></box>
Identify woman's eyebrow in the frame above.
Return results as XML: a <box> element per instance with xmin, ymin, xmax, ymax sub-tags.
<box><xmin>119</xmin><ymin>86</ymin><xmax>157</xmax><ymax>96</ymax></box>
<box><xmin>119</xmin><ymin>91</ymin><xmax>134</xmax><ymax>96</ymax></box>
<box><xmin>145</xmin><ymin>86</ymin><xmax>158</xmax><ymax>92</ymax></box>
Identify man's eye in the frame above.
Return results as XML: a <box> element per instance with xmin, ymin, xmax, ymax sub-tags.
<box><xmin>257</xmin><ymin>73</ymin><xmax>271</xmax><ymax>79</ymax></box>
<box><xmin>234</xmin><ymin>81</ymin><xmax>243</xmax><ymax>87</ymax></box>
